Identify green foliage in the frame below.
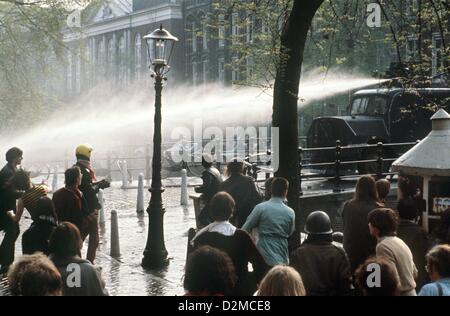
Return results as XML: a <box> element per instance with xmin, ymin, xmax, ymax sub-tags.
<box><xmin>0</xmin><ymin>0</ymin><xmax>92</xmax><ymax>130</ymax></box>
<box><xmin>208</xmin><ymin>0</ymin><xmax>448</xmax><ymax>88</ymax></box>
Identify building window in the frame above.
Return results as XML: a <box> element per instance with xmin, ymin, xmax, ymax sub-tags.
<box><xmin>67</xmin><ymin>51</ymin><xmax>73</xmax><ymax>94</ymax></box>
<box><xmin>203</xmin><ymin>60</ymin><xmax>208</xmax><ymax>84</ymax></box>
<box><xmin>246</xmin><ymin>57</ymin><xmax>254</xmax><ymax>81</ymax></box>
<box><xmin>203</xmin><ymin>23</ymin><xmax>208</xmax><ymax>50</ymax></box>
<box><xmin>107</xmin><ymin>38</ymin><xmax>115</xmax><ymax>79</ymax></box>
<box><xmin>218</xmin><ymin>15</ymin><xmax>225</xmax><ymax>48</ymax></box>
<box><xmin>432</xmin><ymin>34</ymin><xmax>444</xmax><ymax>80</ymax></box>
<box><xmin>232</xmin><ymin>13</ymin><xmax>239</xmax><ymax>45</ymax></box>
<box><xmin>192</xmin><ymin>62</ymin><xmax>197</xmax><ymax>86</ymax></box>
<box><xmin>405</xmin><ymin>0</ymin><xmax>418</xmax><ymax>18</ymax></box>
<box><xmin>135</xmin><ymin>34</ymin><xmax>142</xmax><ymax>81</ymax></box>
<box><xmin>218</xmin><ymin>58</ymin><xmax>224</xmax><ymax>83</ymax></box>
<box><xmin>231</xmin><ymin>56</ymin><xmax>239</xmax><ymax>82</ymax></box>
<box><xmin>118</xmin><ymin>35</ymin><xmax>126</xmax><ymax>87</ymax></box>
<box><xmin>246</xmin><ymin>13</ymin><xmax>254</xmax><ymax>43</ymax></box>
<box><xmin>406</xmin><ymin>37</ymin><xmax>418</xmax><ymax>62</ymax></box>
<box><xmin>192</xmin><ymin>22</ymin><xmax>197</xmax><ymax>52</ymax></box>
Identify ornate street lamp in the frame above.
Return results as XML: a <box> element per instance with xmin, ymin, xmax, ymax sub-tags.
<box><xmin>141</xmin><ymin>25</ymin><xmax>178</xmax><ymax>269</ymax></box>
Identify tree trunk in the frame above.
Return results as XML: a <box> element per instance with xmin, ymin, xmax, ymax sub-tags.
<box><xmin>273</xmin><ymin>0</ymin><xmax>324</xmax><ymax>250</ymax></box>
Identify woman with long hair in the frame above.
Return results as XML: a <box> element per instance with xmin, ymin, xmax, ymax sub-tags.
<box><xmin>342</xmin><ymin>175</ymin><xmax>383</xmax><ymax>273</ymax></box>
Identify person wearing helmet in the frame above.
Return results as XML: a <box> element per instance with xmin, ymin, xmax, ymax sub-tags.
<box><xmin>290</xmin><ymin>211</ymin><xmax>352</xmax><ymax>296</ymax></box>
<box><xmin>74</xmin><ymin>144</ymin><xmax>110</xmax><ymax>264</ymax></box>
<box><xmin>0</xmin><ymin>147</ymin><xmax>24</xmax><ymax>273</ymax></box>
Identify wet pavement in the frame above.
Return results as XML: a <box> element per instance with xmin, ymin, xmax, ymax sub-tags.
<box><xmin>0</xmin><ymin>174</ymin><xmax>397</xmax><ymax>296</ymax></box>
<box><xmin>1</xmin><ymin>178</ymin><xmax>201</xmax><ymax>296</ymax></box>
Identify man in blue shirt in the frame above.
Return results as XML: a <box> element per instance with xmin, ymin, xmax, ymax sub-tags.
<box><xmin>419</xmin><ymin>244</ymin><xmax>450</xmax><ymax>296</ymax></box>
<box><xmin>242</xmin><ymin>177</ymin><xmax>295</xmax><ymax>266</ymax></box>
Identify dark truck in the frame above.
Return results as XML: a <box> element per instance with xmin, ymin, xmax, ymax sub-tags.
<box><xmin>307</xmin><ymin>88</ymin><xmax>450</xmax><ymax>174</ymax></box>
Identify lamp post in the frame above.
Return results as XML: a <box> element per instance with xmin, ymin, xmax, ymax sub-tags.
<box><xmin>141</xmin><ymin>25</ymin><xmax>178</xmax><ymax>269</ymax></box>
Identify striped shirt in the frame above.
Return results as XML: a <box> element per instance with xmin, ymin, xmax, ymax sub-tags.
<box><xmin>22</xmin><ymin>185</ymin><xmax>48</xmax><ymax>219</ymax></box>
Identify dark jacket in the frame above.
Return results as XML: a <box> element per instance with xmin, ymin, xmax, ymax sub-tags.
<box><xmin>191</xmin><ymin>230</ymin><xmax>269</xmax><ymax>296</ymax></box>
<box><xmin>0</xmin><ymin>163</ymin><xmax>22</xmax><ymax>214</ymax></box>
<box><xmin>221</xmin><ymin>175</ymin><xmax>262</xmax><ymax>228</ymax></box>
<box><xmin>75</xmin><ymin>162</ymin><xmax>101</xmax><ymax>214</ymax></box>
<box><xmin>195</xmin><ymin>167</ymin><xmax>223</xmax><ymax>227</ymax></box>
<box><xmin>53</xmin><ymin>187</ymin><xmax>88</xmax><ymax>232</ymax></box>
<box><xmin>342</xmin><ymin>200</ymin><xmax>380</xmax><ymax>272</ymax></box>
<box><xmin>397</xmin><ymin>220</ymin><xmax>431</xmax><ymax>289</ymax></box>
<box><xmin>50</xmin><ymin>255</ymin><xmax>109</xmax><ymax>296</ymax></box>
<box><xmin>195</xmin><ymin>167</ymin><xmax>222</xmax><ymax>202</ymax></box>
<box><xmin>22</xmin><ymin>217</ymin><xmax>57</xmax><ymax>255</ymax></box>
<box><xmin>290</xmin><ymin>236</ymin><xmax>352</xmax><ymax>296</ymax></box>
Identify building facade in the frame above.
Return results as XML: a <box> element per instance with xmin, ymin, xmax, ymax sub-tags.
<box><xmin>62</xmin><ymin>0</ymin><xmax>448</xmax><ymax>98</ymax></box>
<box><xmin>63</xmin><ymin>0</ymin><xmax>185</xmax><ymax>98</ymax></box>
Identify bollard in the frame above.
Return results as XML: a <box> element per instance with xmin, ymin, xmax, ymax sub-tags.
<box><xmin>52</xmin><ymin>166</ymin><xmax>59</xmax><ymax>192</ymax></box>
<box><xmin>110</xmin><ymin>210</ymin><xmax>120</xmax><ymax>258</ymax></box>
<box><xmin>333</xmin><ymin>140</ymin><xmax>343</xmax><ymax>193</ymax></box>
<box><xmin>98</xmin><ymin>189</ymin><xmax>105</xmax><ymax>227</ymax></box>
<box><xmin>180</xmin><ymin>169</ymin><xmax>188</xmax><ymax>206</ymax></box>
<box><xmin>119</xmin><ymin>160</ymin><xmax>128</xmax><ymax>189</ymax></box>
<box><xmin>137</xmin><ymin>173</ymin><xmax>145</xmax><ymax>213</ymax></box>
<box><xmin>376</xmin><ymin>142</ymin><xmax>384</xmax><ymax>179</ymax></box>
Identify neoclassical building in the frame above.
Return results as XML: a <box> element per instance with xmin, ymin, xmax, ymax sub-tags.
<box><xmin>63</xmin><ymin>0</ymin><xmax>256</xmax><ymax>98</ymax></box>
<box><xmin>62</xmin><ymin>0</ymin><xmax>448</xmax><ymax>98</ymax></box>
<box><xmin>63</xmin><ymin>0</ymin><xmax>185</xmax><ymax>98</ymax></box>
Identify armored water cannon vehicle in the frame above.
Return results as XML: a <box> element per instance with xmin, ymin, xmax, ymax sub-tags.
<box><xmin>307</xmin><ymin>88</ymin><xmax>450</xmax><ymax>174</ymax></box>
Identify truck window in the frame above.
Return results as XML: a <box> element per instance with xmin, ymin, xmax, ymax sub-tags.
<box><xmin>366</xmin><ymin>96</ymin><xmax>388</xmax><ymax>115</ymax></box>
<box><xmin>351</xmin><ymin>96</ymin><xmax>388</xmax><ymax>116</ymax></box>
<box><xmin>350</xmin><ymin>97</ymin><xmax>369</xmax><ymax>115</ymax></box>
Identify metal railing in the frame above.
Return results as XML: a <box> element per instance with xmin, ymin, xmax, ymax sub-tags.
<box><xmin>298</xmin><ymin>140</ymin><xmax>418</xmax><ymax>194</ymax></box>
<box><xmin>246</xmin><ymin>140</ymin><xmax>418</xmax><ymax>194</ymax></box>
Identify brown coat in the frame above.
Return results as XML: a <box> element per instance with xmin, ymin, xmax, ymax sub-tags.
<box><xmin>342</xmin><ymin>200</ymin><xmax>380</xmax><ymax>272</ymax></box>
<box><xmin>52</xmin><ymin>187</ymin><xmax>86</xmax><ymax>231</ymax></box>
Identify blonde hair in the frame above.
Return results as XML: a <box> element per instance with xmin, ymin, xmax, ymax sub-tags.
<box><xmin>257</xmin><ymin>266</ymin><xmax>306</xmax><ymax>296</ymax></box>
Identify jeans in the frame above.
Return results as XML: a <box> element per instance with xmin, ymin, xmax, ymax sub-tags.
<box><xmin>0</xmin><ymin>214</ymin><xmax>20</xmax><ymax>272</ymax></box>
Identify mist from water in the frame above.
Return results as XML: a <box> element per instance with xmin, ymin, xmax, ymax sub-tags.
<box><xmin>0</xmin><ymin>69</ymin><xmax>387</xmax><ymax>164</ymax></box>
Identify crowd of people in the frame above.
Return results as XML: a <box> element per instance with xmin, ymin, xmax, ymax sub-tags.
<box><xmin>187</xmin><ymin>158</ymin><xmax>450</xmax><ymax>296</ymax></box>
<box><xmin>1</xmin><ymin>148</ymin><xmax>450</xmax><ymax>296</ymax></box>
<box><xmin>0</xmin><ymin>146</ymin><xmax>110</xmax><ymax>296</ymax></box>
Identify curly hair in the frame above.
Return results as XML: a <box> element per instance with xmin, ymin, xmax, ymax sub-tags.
<box><xmin>184</xmin><ymin>246</ymin><xmax>237</xmax><ymax>296</ymax></box>
<box><xmin>8</xmin><ymin>253</ymin><xmax>62</xmax><ymax>296</ymax></box>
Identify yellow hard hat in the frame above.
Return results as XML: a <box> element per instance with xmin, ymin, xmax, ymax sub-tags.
<box><xmin>76</xmin><ymin>144</ymin><xmax>93</xmax><ymax>158</ymax></box>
